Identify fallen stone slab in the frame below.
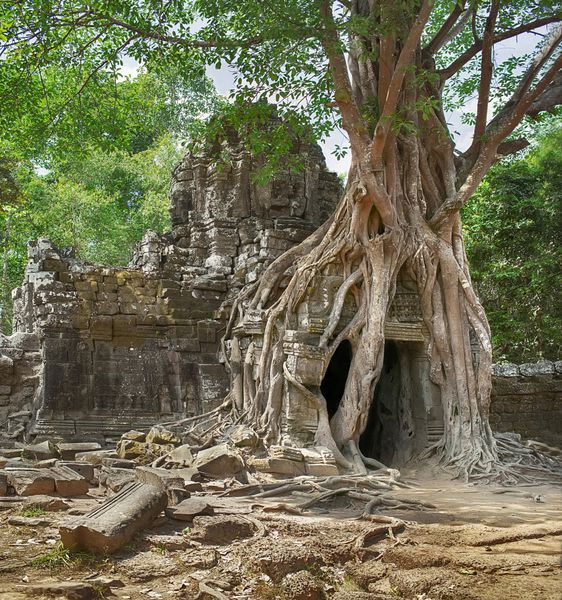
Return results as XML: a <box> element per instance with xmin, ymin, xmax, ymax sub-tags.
<box><xmin>165</xmin><ymin>498</ymin><xmax>214</xmax><ymax>522</ymax></box>
<box><xmin>4</xmin><ymin>468</ymin><xmax>55</xmax><ymax>496</ymax></box>
<box><xmin>167</xmin><ymin>443</ymin><xmax>194</xmax><ymax>466</ymax></box>
<box><xmin>0</xmin><ymin>448</ymin><xmax>23</xmax><ymax>459</ymax></box>
<box><xmin>8</xmin><ymin>515</ymin><xmax>53</xmax><ymax>527</ymax></box>
<box><xmin>166</xmin><ymin>487</ymin><xmax>191</xmax><ymax>506</ymax></box>
<box><xmin>57</xmin><ymin>442</ymin><xmax>102</xmax><ymax>461</ymax></box>
<box><xmin>51</xmin><ymin>465</ymin><xmax>89</xmax><ymax>497</ymax></box>
<box><xmin>121</xmin><ymin>430</ymin><xmax>146</xmax><ymax>441</ymax></box>
<box><xmin>74</xmin><ymin>449</ymin><xmax>117</xmax><ymax>465</ymax></box>
<box><xmin>135</xmin><ymin>465</ymin><xmax>184</xmax><ymax>489</ymax></box>
<box><xmin>98</xmin><ymin>466</ymin><xmax>135</xmax><ymax>492</ymax></box>
<box><xmin>229</xmin><ymin>425</ymin><xmax>259</xmax><ymax>448</ymax></box>
<box><xmin>19</xmin><ymin>577</ymin><xmax>122</xmax><ymax>599</ymax></box>
<box><xmin>60</xmin><ymin>481</ymin><xmax>167</xmax><ymax>554</ymax></box>
<box><xmin>22</xmin><ymin>441</ymin><xmax>58</xmax><ymax>461</ymax></box>
<box><xmin>57</xmin><ymin>461</ymin><xmax>95</xmax><ymax>483</ymax></box>
<box><xmin>190</xmin><ymin>515</ymin><xmax>256</xmax><ymax>544</ymax></box>
<box><xmin>146</xmin><ymin>426</ymin><xmax>181</xmax><ymax>446</ymax></box>
<box><xmin>22</xmin><ymin>495</ymin><xmax>70</xmax><ymax>511</ymax></box>
<box><xmin>193</xmin><ymin>443</ymin><xmax>245</xmax><ymax>477</ymax></box>
<box><xmin>101</xmin><ymin>457</ymin><xmax>136</xmax><ymax>469</ymax></box>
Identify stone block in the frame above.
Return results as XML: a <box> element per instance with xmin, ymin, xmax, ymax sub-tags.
<box><xmin>98</xmin><ymin>466</ymin><xmax>136</xmax><ymax>492</ymax></box>
<box><xmin>59</xmin><ymin>482</ymin><xmax>167</xmax><ymax>554</ymax></box>
<box><xmin>51</xmin><ymin>464</ymin><xmax>89</xmax><ymax>497</ymax></box>
<box><xmin>75</xmin><ymin>449</ymin><xmax>118</xmax><ymax>465</ymax></box>
<box><xmin>145</xmin><ymin>427</ymin><xmax>181</xmax><ymax>446</ymax></box>
<box><xmin>135</xmin><ymin>466</ymin><xmax>183</xmax><ymax>489</ymax></box>
<box><xmin>0</xmin><ymin>471</ymin><xmax>6</xmax><ymax>495</ymax></box>
<box><xmin>193</xmin><ymin>444</ymin><xmax>245</xmax><ymax>477</ymax></box>
<box><xmin>57</xmin><ymin>461</ymin><xmax>95</xmax><ymax>483</ymax></box>
<box><xmin>305</xmin><ymin>463</ymin><xmax>339</xmax><ymax>476</ymax></box>
<box><xmin>57</xmin><ymin>442</ymin><xmax>102</xmax><ymax>461</ymax></box>
<box><xmin>22</xmin><ymin>440</ymin><xmax>58</xmax><ymax>461</ymax></box>
<box><xmin>165</xmin><ymin>498</ymin><xmax>214</xmax><ymax>521</ymax></box>
<box><xmin>4</xmin><ymin>468</ymin><xmax>55</xmax><ymax>496</ymax></box>
<box><xmin>250</xmin><ymin>457</ymin><xmax>305</xmax><ymax>477</ymax></box>
<box><xmin>167</xmin><ymin>444</ymin><xmax>194</xmax><ymax>466</ymax></box>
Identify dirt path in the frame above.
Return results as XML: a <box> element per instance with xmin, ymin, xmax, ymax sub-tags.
<box><xmin>0</xmin><ymin>472</ymin><xmax>560</xmax><ymax>599</ymax></box>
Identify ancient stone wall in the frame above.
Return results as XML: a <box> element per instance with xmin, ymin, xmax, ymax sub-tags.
<box><xmin>1</xmin><ymin>125</ymin><xmax>560</xmax><ymax>449</ymax></box>
<box><xmin>0</xmin><ymin>331</ymin><xmax>41</xmax><ymax>438</ymax></box>
<box><xmin>2</xmin><ymin>130</ymin><xmax>341</xmax><ymax>442</ymax></box>
<box><xmin>490</xmin><ymin>361</ymin><xmax>562</xmax><ymax>446</ymax></box>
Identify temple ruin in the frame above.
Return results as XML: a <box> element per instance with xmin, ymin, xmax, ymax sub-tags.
<box><xmin>1</xmin><ymin>129</ymin><xmax>560</xmax><ymax>455</ymax></box>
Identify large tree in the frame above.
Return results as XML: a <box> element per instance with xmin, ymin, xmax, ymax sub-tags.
<box><xmin>2</xmin><ymin>1</ymin><xmax>561</xmax><ymax>479</ymax></box>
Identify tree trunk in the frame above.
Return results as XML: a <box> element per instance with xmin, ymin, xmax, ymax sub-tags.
<box><xmin>221</xmin><ymin>0</ymin><xmax>561</xmax><ymax>483</ymax></box>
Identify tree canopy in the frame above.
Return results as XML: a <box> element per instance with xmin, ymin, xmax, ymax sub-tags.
<box><xmin>2</xmin><ymin>0</ymin><xmax>562</xmax><ymax>479</ymax></box>
<box><xmin>464</xmin><ymin>128</ymin><xmax>562</xmax><ymax>363</ymax></box>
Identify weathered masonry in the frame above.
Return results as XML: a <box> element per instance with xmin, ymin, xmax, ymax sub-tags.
<box><xmin>1</xmin><ymin>130</ymin><xmax>560</xmax><ymax>453</ymax></box>
<box><xmin>2</xmin><ymin>132</ymin><xmax>341</xmax><ymax>440</ymax></box>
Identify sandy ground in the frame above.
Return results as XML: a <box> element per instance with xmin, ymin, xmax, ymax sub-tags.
<box><xmin>0</xmin><ymin>470</ymin><xmax>560</xmax><ymax>600</ymax></box>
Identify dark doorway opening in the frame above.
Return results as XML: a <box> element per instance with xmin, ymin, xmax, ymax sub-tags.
<box><xmin>321</xmin><ymin>339</ymin><xmax>352</xmax><ymax>419</ymax></box>
<box><xmin>359</xmin><ymin>341</ymin><xmax>401</xmax><ymax>464</ymax></box>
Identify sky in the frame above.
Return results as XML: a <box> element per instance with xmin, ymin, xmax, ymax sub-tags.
<box><xmin>120</xmin><ymin>29</ymin><xmax>544</xmax><ymax>176</ymax></box>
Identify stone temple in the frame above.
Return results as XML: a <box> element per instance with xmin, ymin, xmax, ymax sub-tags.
<box><xmin>1</xmin><ymin>127</ymin><xmax>560</xmax><ymax>455</ymax></box>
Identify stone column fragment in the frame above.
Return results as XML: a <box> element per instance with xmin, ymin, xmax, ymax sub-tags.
<box><xmin>59</xmin><ymin>482</ymin><xmax>167</xmax><ymax>554</ymax></box>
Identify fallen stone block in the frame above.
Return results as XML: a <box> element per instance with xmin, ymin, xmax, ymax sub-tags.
<box><xmin>250</xmin><ymin>457</ymin><xmax>305</xmax><ymax>477</ymax></box>
<box><xmin>167</xmin><ymin>443</ymin><xmax>194</xmax><ymax>466</ymax></box>
<box><xmin>165</xmin><ymin>498</ymin><xmax>214</xmax><ymax>521</ymax></box>
<box><xmin>60</xmin><ymin>482</ymin><xmax>167</xmax><ymax>554</ymax></box>
<box><xmin>98</xmin><ymin>466</ymin><xmax>135</xmax><ymax>492</ymax></box>
<box><xmin>101</xmin><ymin>457</ymin><xmax>136</xmax><ymax>469</ymax></box>
<box><xmin>57</xmin><ymin>442</ymin><xmax>102</xmax><ymax>461</ymax></box>
<box><xmin>135</xmin><ymin>466</ymin><xmax>183</xmax><ymax>489</ymax></box>
<box><xmin>22</xmin><ymin>441</ymin><xmax>57</xmax><ymax>461</ymax></box>
<box><xmin>8</xmin><ymin>515</ymin><xmax>52</xmax><ymax>527</ymax></box>
<box><xmin>22</xmin><ymin>495</ymin><xmax>70</xmax><ymax>511</ymax></box>
<box><xmin>75</xmin><ymin>449</ymin><xmax>117</xmax><ymax>465</ymax></box>
<box><xmin>4</xmin><ymin>468</ymin><xmax>55</xmax><ymax>496</ymax></box>
<box><xmin>229</xmin><ymin>425</ymin><xmax>259</xmax><ymax>448</ymax></box>
<box><xmin>116</xmin><ymin>439</ymin><xmax>174</xmax><ymax>461</ymax></box>
<box><xmin>0</xmin><ymin>472</ymin><xmax>6</xmax><ymax>496</ymax></box>
<box><xmin>121</xmin><ymin>430</ymin><xmax>146</xmax><ymax>442</ymax></box>
<box><xmin>190</xmin><ymin>515</ymin><xmax>256</xmax><ymax>544</ymax></box>
<box><xmin>19</xmin><ymin>578</ymin><xmax>122</xmax><ymax>599</ymax></box>
<box><xmin>167</xmin><ymin>487</ymin><xmax>191</xmax><ymax>506</ymax></box>
<box><xmin>0</xmin><ymin>448</ymin><xmax>23</xmax><ymax>459</ymax></box>
<box><xmin>193</xmin><ymin>443</ymin><xmax>245</xmax><ymax>477</ymax></box>
<box><xmin>305</xmin><ymin>463</ymin><xmax>339</xmax><ymax>476</ymax></box>
<box><xmin>51</xmin><ymin>465</ymin><xmax>89</xmax><ymax>497</ymax></box>
<box><xmin>57</xmin><ymin>461</ymin><xmax>95</xmax><ymax>483</ymax></box>
<box><xmin>146</xmin><ymin>426</ymin><xmax>181</xmax><ymax>446</ymax></box>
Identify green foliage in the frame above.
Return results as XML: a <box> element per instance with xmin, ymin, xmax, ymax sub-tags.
<box><xmin>464</xmin><ymin>129</ymin><xmax>562</xmax><ymax>362</ymax></box>
<box><xmin>0</xmin><ymin>135</ymin><xmax>178</xmax><ymax>332</ymax></box>
<box><xmin>19</xmin><ymin>506</ymin><xmax>46</xmax><ymax>517</ymax></box>
<box><xmin>31</xmin><ymin>542</ymin><xmax>111</xmax><ymax>572</ymax></box>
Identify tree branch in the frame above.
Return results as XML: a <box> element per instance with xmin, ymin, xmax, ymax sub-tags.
<box><xmin>371</xmin><ymin>0</ymin><xmax>434</xmax><ymax>163</ymax></box>
<box><xmin>465</xmin><ymin>0</ymin><xmax>500</xmax><ymax>158</ymax></box>
<box><xmin>424</xmin><ymin>1</ymin><xmax>466</xmax><ymax>56</ymax></box>
<box><xmin>439</xmin><ymin>16</ymin><xmax>562</xmax><ymax>80</ymax></box>
<box><xmin>430</xmin><ymin>45</ymin><xmax>562</xmax><ymax>231</ymax></box>
<box><xmin>320</xmin><ymin>0</ymin><xmax>370</xmax><ymax>154</ymax></box>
